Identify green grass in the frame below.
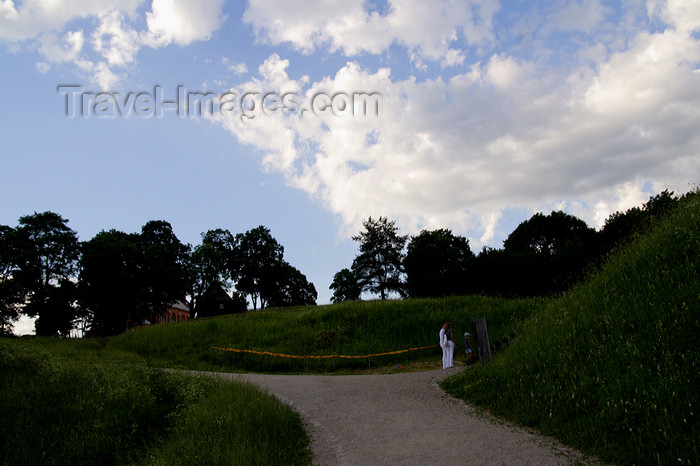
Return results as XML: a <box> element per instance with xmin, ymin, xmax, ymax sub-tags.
<box><xmin>442</xmin><ymin>191</ymin><xmax>700</xmax><ymax>464</ymax></box>
<box><xmin>110</xmin><ymin>295</ymin><xmax>540</xmax><ymax>373</ymax></box>
<box><xmin>0</xmin><ymin>339</ymin><xmax>310</xmax><ymax>465</ymax></box>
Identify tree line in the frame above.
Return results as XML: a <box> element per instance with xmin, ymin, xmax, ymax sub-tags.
<box><xmin>0</xmin><ymin>217</ymin><xmax>317</xmax><ymax>336</ymax></box>
<box><xmin>0</xmin><ymin>188</ymin><xmax>688</xmax><ymax>336</ymax></box>
<box><xmin>331</xmin><ymin>189</ymin><xmax>686</xmax><ymax>303</ymax></box>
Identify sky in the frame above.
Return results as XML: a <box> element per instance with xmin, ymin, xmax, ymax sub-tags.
<box><xmin>1</xmin><ymin>0</ymin><xmax>699</xmax><ymax>334</ymax></box>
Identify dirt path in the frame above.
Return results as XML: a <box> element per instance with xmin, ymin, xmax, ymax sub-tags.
<box><xmin>210</xmin><ymin>368</ymin><xmax>592</xmax><ymax>465</ymax></box>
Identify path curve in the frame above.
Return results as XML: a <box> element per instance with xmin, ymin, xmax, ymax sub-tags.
<box><xmin>210</xmin><ymin>368</ymin><xmax>590</xmax><ymax>465</ymax></box>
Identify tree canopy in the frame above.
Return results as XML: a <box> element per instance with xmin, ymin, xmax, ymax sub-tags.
<box><xmin>14</xmin><ymin>212</ymin><xmax>80</xmax><ymax>336</ymax></box>
<box><xmin>187</xmin><ymin>229</ymin><xmax>235</xmax><ymax>316</ymax></box>
<box><xmin>1</xmin><ymin>187</ymin><xmax>691</xmax><ymax>334</ymax></box>
<box><xmin>329</xmin><ymin>268</ymin><xmax>361</xmax><ymax>303</ymax></box>
<box><xmin>500</xmin><ymin>211</ymin><xmax>596</xmax><ymax>295</ymax></box>
<box><xmin>0</xmin><ymin>225</ymin><xmax>22</xmax><ymax>335</ymax></box>
<box><xmin>265</xmin><ymin>261</ymin><xmax>318</xmax><ymax>308</ymax></box>
<box><xmin>404</xmin><ymin>229</ymin><xmax>475</xmax><ymax>298</ymax></box>
<box><xmin>231</xmin><ymin>226</ymin><xmax>285</xmax><ymax>310</ymax></box>
<box><xmin>137</xmin><ymin>220</ymin><xmax>190</xmax><ymax>321</ymax></box>
<box><xmin>351</xmin><ymin>216</ymin><xmax>407</xmax><ymax>300</ymax></box>
<box><xmin>79</xmin><ymin>230</ymin><xmax>141</xmax><ymax>336</ymax></box>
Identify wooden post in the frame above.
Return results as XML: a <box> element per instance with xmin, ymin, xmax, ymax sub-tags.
<box><xmin>472</xmin><ymin>317</ymin><xmax>492</xmax><ymax>362</ymax></box>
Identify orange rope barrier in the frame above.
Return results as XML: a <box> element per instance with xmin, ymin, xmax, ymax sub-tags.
<box><xmin>211</xmin><ymin>344</ymin><xmax>439</xmax><ymax>360</ymax></box>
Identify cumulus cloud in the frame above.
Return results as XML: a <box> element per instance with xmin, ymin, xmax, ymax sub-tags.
<box><xmin>0</xmin><ymin>0</ymin><xmax>226</xmax><ymax>88</ymax></box>
<box><xmin>648</xmin><ymin>0</ymin><xmax>700</xmax><ymax>33</ymax></box>
<box><xmin>142</xmin><ymin>0</ymin><xmax>227</xmax><ymax>47</ymax></box>
<box><xmin>213</xmin><ymin>2</ymin><xmax>700</xmax><ymax>245</ymax></box>
<box><xmin>242</xmin><ymin>0</ymin><xmax>499</xmax><ymax>67</ymax></box>
<box><xmin>92</xmin><ymin>11</ymin><xmax>140</xmax><ymax>67</ymax></box>
<box><xmin>0</xmin><ymin>0</ymin><xmax>142</xmax><ymax>41</ymax></box>
<box><xmin>38</xmin><ymin>30</ymin><xmax>85</xmax><ymax>62</ymax></box>
<box><xmin>229</xmin><ymin>62</ymin><xmax>248</xmax><ymax>74</ymax></box>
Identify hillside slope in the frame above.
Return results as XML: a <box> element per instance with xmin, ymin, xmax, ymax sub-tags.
<box><xmin>443</xmin><ymin>191</ymin><xmax>699</xmax><ymax>464</ymax></box>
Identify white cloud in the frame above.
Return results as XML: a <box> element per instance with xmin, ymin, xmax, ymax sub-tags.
<box><xmin>0</xmin><ymin>0</ymin><xmax>142</xmax><ymax>41</ymax></box>
<box><xmin>92</xmin><ymin>60</ymin><xmax>120</xmax><ymax>89</ymax></box>
<box><xmin>142</xmin><ymin>0</ymin><xmax>227</xmax><ymax>47</ymax></box>
<box><xmin>242</xmin><ymin>0</ymin><xmax>499</xmax><ymax>67</ymax></box>
<box><xmin>229</xmin><ymin>62</ymin><xmax>248</xmax><ymax>74</ymax></box>
<box><xmin>0</xmin><ymin>0</ymin><xmax>226</xmax><ymax>89</ymax></box>
<box><xmin>92</xmin><ymin>11</ymin><xmax>140</xmax><ymax>67</ymax></box>
<box><xmin>648</xmin><ymin>0</ymin><xmax>700</xmax><ymax>33</ymax></box>
<box><xmin>441</xmin><ymin>48</ymin><xmax>466</xmax><ymax>67</ymax></box>
<box><xmin>485</xmin><ymin>54</ymin><xmax>531</xmax><ymax>90</ymax></box>
<box><xmin>212</xmin><ymin>2</ymin><xmax>700</xmax><ymax>243</ymax></box>
<box><xmin>38</xmin><ymin>29</ymin><xmax>84</xmax><ymax>62</ymax></box>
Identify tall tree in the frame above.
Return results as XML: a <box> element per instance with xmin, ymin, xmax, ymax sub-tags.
<box><xmin>79</xmin><ymin>230</ymin><xmax>141</xmax><ymax>336</ymax></box>
<box><xmin>351</xmin><ymin>216</ymin><xmax>407</xmax><ymax>300</ymax></box>
<box><xmin>503</xmin><ymin>210</ymin><xmax>595</xmax><ymax>295</ymax></box>
<box><xmin>187</xmin><ymin>229</ymin><xmax>235</xmax><ymax>316</ymax></box>
<box><xmin>504</xmin><ymin>211</ymin><xmax>595</xmax><ymax>256</ymax></box>
<box><xmin>404</xmin><ymin>229</ymin><xmax>475</xmax><ymax>298</ymax></box>
<box><xmin>329</xmin><ymin>268</ymin><xmax>361</xmax><ymax>303</ymax></box>
<box><xmin>0</xmin><ymin>225</ymin><xmax>22</xmax><ymax>334</ymax></box>
<box><xmin>231</xmin><ymin>226</ymin><xmax>284</xmax><ymax>310</ymax></box>
<box><xmin>265</xmin><ymin>261</ymin><xmax>317</xmax><ymax>308</ymax></box>
<box><xmin>14</xmin><ymin>212</ymin><xmax>80</xmax><ymax>336</ymax></box>
<box><xmin>137</xmin><ymin>220</ymin><xmax>189</xmax><ymax>322</ymax></box>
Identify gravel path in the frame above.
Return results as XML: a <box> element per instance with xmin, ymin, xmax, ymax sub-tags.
<box><xmin>210</xmin><ymin>368</ymin><xmax>591</xmax><ymax>465</ymax></box>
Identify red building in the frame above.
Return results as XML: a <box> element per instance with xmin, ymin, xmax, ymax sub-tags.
<box><xmin>146</xmin><ymin>299</ymin><xmax>191</xmax><ymax>324</ymax></box>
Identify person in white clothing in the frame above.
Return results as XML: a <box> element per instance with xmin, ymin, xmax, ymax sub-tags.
<box><xmin>445</xmin><ymin>322</ymin><xmax>455</xmax><ymax>368</ymax></box>
<box><xmin>439</xmin><ymin>322</ymin><xmax>448</xmax><ymax>369</ymax></box>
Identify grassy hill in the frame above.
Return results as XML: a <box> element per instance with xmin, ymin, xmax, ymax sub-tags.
<box><xmin>443</xmin><ymin>190</ymin><xmax>699</xmax><ymax>464</ymax></box>
<box><xmin>110</xmin><ymin>295</ymin><xmax>540</xmax><ymax>372</ymax></box>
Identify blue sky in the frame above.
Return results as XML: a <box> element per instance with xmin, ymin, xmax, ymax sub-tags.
<box><xmin>2</xmin><ymin>0</ymin><xmax>699</xmax><ymax>333</ymax></box>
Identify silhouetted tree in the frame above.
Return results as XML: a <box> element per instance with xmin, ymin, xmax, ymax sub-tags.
<box><xmin>503</xmin><ymin>211</ymin><xmax>596</xmax><ymax>295</ymax></box>
<box><xmin>265</xmin><ymin>261</ymin><xmax>317</xmax><ymax>307</ymax></box>
<box><xmin>231</xmin><ymin>226</ymin><xmax>285</xmax><ymax>310</ymax></box>
<box><xmin>472</xmin><ymin>246</ymin><xmax>514</xmax><ymax>296</ymax></box>
<box><xmin>0</xmin><ymin>225</ymin><xmax>22</xmax><ymax>334</ymax></box>
<box><xmin>187</xmin><ymin>229</ymin><xmax>235</xmax><ymax>317</ymax></box>
<box><xmin>404</xmin><ymin>229</ymin><xmax>475</xmax><ymax>298</ymax></box>
<box><xmin>79</xmin><ymin>230</ymin><xmax>141</xmax><ymax>336</ymax></box>
<box><xmin>13</xmin><ymin>212</ymin><xmax>80</xmax><ymax>336</ymax></box>
<box><xmin>137</xmin><ymin>220</ymin><xmax>189</xmax><ymax>322</ymax></box>
<box><xmin>351</xmin><ymin>216</ymin><xmax>407</xmax><ymax>299</ymax></box>
<box><xmin>643</xmin><ymin>189</ymin><xmax>679</xmax><ymax>220</ymax></box>
<box><xmin>329</xmin><ymin>268</ymin><xmax>361</xmax><ymax>303</ymax></box>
